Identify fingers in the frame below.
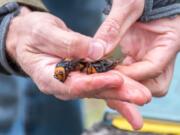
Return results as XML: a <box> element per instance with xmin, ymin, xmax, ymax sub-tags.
<box><xmin>95</xmin><ymin>71</ymin><xmax>151</xmax><ymax>106</ymax></box>
<box><xmin>28</xmin><ymin>53</ymin><xmax>151</xmax><ymax>103</ymax></box>
<box><xmin>94</xmin><ymin>0</ymin><xmax>145</xmax><ymax>57</ymax></box>
<box><xmin>107</xmin><ymin>100</ymin><xmax>143</xmax><ymax>130</ymax></box>
<box><xmin>65</xmin><ymin>71</ymin><xmax>123</xmax><ymax>99</ymax></box>
<box><xmin>35</xmin><ymin>67</ymin><xmax>123</xmax><ymax>100</ymax></box>
<box><xmin>116</xmin><ymin>41</ymin><xmax>178</xmax><ymax>81</ymax></box>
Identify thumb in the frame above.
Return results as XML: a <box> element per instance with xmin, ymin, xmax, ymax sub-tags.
<box><xmin>40</xmin><ymin>26</ymin><xmax>107</xmax><ymax>61</ymax></box>
<box><xmin>94</xmin><ymin>0</ymin><xmax>145</xmax><ymax>56</ymax></box>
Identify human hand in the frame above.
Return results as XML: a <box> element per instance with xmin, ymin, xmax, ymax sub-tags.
<box><xmin>105</xmin><ymin>16</ymin><xmax>180</xmax><ymax>130</ymax></box>
<box><xmin>116</xmin><ymin>16</ymin><xmax>180</xmax><ymax>97</ymax></box>
<box><xmin>98</xmin><ymin>71</ymin><xmax>151</xmax><ymax>130</ymax></box>
<box><xmin>94</xmin><ymin>0</ymin><xmax>145</xmax><ymax>57</ymax></box>
<box><xmin>6</xmin><ymin>7</ymin><xmax>151</xmax><ymax>106</ymax></box>
<box><xmin>94</xmin><ymin>0</ymin><xmax>180</xmax><ymax>129</ymax></box>
<box><xmin>95</xmin><ymin>0</ymin><xmax>179</xmax><ymax>96</ymax></box>
<box><xmin>94</xmin><ymin>0</ymin><xmax>148</xmax><ymax>130</ymax></box>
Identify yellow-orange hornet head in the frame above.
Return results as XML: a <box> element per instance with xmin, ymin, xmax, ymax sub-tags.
<box><xmin>54</xmin><ymin>66</ymin><xmax>66</xmax><ymax>82</ymax></box>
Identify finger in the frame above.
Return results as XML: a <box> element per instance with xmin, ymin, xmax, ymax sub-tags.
<box><xmin>35</xmin><ymin>26</ymin><xmax>106</xmax><ymax>60</ymax></box>
<box><xmin>107</xmin><ymin>100</ymin><xmax>143</xmax><ymax>130</ymax></box>
<box><xmin>94</xmin><ymin>0</ymin><xmax>145</xmax><ymax>56</ymax></box>
<box><xmin>116</xmin><ymin>41</ymin><xmax>178</xmax><ymax>81</ymax></box>
<box><xmin>29</xmin><ymin>55</ymin><xmax>123</xmax><ymax>100</ymax></box>
<box><xmin>95</xmin><ymin>71</ymin><xmax>151</xmax><ymax>105</ymax></box>
<box><xmin>65</xmin><ymin>71</ymin><xmax>123</xmax><ymax>99</ymax></box>
<box><xmin>142</xmin><ymin>60</ymin><xmax>175</xmax><ymax>97</ymax></box>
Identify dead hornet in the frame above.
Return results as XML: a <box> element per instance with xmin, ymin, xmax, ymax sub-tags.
<box><xmin>54</xmin><ymin>58</ymin><xmax>121</xmax><ymax>82</ymax></box>
<box><xmin>54</xmin><ymin>58</ymin><xmax>85</xmax><ymax>82</ymax></box>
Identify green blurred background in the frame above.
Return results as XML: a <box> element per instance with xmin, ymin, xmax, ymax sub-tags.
<box><xmin>83</xmin><ymin>99</ymin><xmax>106</xmax><ymax>128</ymax></box>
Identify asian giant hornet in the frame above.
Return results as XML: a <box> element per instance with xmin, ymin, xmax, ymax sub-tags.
<box><xmin>54</xmin><ymin>58</ymin><xmax>121</xmax><ymax>82</ymax></box>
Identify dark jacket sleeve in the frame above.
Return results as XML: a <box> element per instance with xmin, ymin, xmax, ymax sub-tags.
<box><xmin>140</xmin><ymin>0</ymin><xmax>180</xmax><ymax>22</ymax></box>
<box><xmin>0</xmin><ymin>1</ymin><xmax>47</xmax><ymax>75</ymax></box>
<box><xmin>105</xmin><ymin>0</ymin><xmax>180</xmax><ymax>22</ymax></box>
<box><xmin>0</xmin><ymin>0</ymin><xmax>47</xmax><ymax>11</ymax></box>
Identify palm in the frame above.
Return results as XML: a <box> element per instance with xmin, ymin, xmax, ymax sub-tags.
<box><xmin>118</xmin><ymin>18</ymin><xmax>180</xmax><ymax>96</ymax></box>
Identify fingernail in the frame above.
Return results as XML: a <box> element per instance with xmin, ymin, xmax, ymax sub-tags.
<box><xmin>88</xmin><ymin>40</ymin><xmax>106</xmax><ymax>60</ymax></box>
<box><xmin>132</xmin><ymin>118</ymin><xmax>143</xmax><ymax>130</ymax></box>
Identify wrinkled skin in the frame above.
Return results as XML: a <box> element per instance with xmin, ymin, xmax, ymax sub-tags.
<box><xmin>117</xmin><ymin>18</ymin><xmax>179</xmax><ymax>96</ymax></box>
<box><xmin>95</xmin><ymin>0</ymin><xmax>180</xmax><ymax>130</ymax></box>
<box><xmin>6</xmin><ymin>6</ymin><xmax>151</xmax><ymax>130</ymax></box>
<box><xmin>7</xmin><ymin>0</ymin><xmax>179</xmax><ymax>130</ymax></box>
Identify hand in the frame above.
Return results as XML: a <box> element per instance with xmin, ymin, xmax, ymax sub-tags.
<box><xmin>106</xmin><ymin>15</ymin><xmax>180</xmax><ymax>131</ymax></box>
<box><xmin>6</xmin><ymin>7</ymin><xmax>151</xmax><ymax>105</ymax></box>
<box><xmin>94</xmin><ymin>0</ymin><xmax>147</xmax><ymax>130</ymax></box>
<box><xmin>95</xmin><ymin>0</ymin><xmax>179</xmax><ymax>96</ymax></box>
<box><xmin>6</xmin><ymin>7</ymin><xmax>151</xmax><ymax>130</ymax></box>
<box><xmin>116</xmin><ymin>16</ymin><xmax>180</xmax><ymax>96</ymax></box>
<box><xmin>94</xmin><ymin>0</ymin><xmax>145</xmax><ymax>57</ymax></box>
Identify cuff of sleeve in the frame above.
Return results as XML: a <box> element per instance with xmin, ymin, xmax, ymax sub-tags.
<box><xmin>0</xmin><ymin>0</ymin><xmax>48</xmax><ymax>11</ymax></box>
<box><xmin>0</xmin><ymin>2</ymin><xmax>26</xmax><ymax>76</ymax></box>
<box><xmin>104</xmin><ymin>0</ymin><xmax>180</xmax><ymax>22</ymax></box>
<box><xmin>140</xmin><ymin>0</ymin><xmax>180</xmax><ymax>22</ymax></box>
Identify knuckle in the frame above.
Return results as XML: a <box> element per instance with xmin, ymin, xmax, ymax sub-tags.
<box><xmin>104</xmin><ymin>18</ymin><xmax>120</xmax><ymax>34</ymax></box>
<box><xmin>99</xmin><ymin>18</ymin><xmax>121</xmax><ymax>41</ymax></box>
<box><xmin>70</xmin><ymin>34</ymin><xmax>80</xmax><ymax>46</ymax></box>
<box><xmin>53</xmin><ymin>17</ymin><xmax>67</xmax><ymax>28</ymax></box>
<box><xmin>67</xmin><ymin>35</ymin><xmax>80</xmax><ymax>57</ymax></box>
<box><xmin>153</xmin><ymin>86</ymin><xmax>168</xmax><ymax>97</ymax></box>
<box><xmin>150</xmin><ymin>64</ymin><xmax>163</xmax><ymax>77</ymax></box>
<box><xmin>69</xmin><ymin>34</ymin><xmax>85</xmax><ymax>51</ymax></box>
<box><xmin>153</xmin><ymin>89</ymin><xmax>168</xmax><ymax>97</ymax></box>
<box><xmin>154</xmin><ymin>69</ymin><xmax>163</xmax><ymax>77</ymax></box>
